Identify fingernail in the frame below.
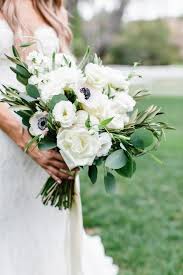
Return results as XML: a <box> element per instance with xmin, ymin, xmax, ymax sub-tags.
<box><xmin>68</xmin><ymin>176</ymin><xmax>74</xmax><ymax>180</ymax></box>
<box><xmin>57</xmin><ymin>179</ymin><xmax>62</xmax><ymax>184</ymax></box>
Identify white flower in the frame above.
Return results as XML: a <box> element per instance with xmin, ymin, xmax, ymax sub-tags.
<box><xmin>27</xmin><ymin>51</ymin><xmax>43</xmax><ymax>65</ymax></box>
<box><xmin>76</xmin><ymin>86</ymin><xmax>109</xmax><ymax>120</ymax></box>
<box><xmin>107</xmin><ymin>114</ymin><xmax>130</xmax><ymax>130</ymax></box>
<box><xmin>111</xmin><ymin>93</ymin><xmax>136</xmax><ymax>114</ymax></box>
<box><xmin>29</xmin><ymin>111</ymin><xmax>48</xmax><ymax>137</ymax></box>
<box><xmin>104</xmin><ymin>67</ymin><xmax>129</xmax><ymax>91</ymax></box>
<box><xmin>97</xmin><ymin>132</ymin><xmax>112</xmax><ymax>157</ymax></box>
<box><xmin>53</xmin><ymin>101</ymin><xmax>76</xmax><ymax>128</ymax></box>
<box><xmin>28</xmin><ymin>75</ymin><xmax>43</xmax><ymax>85</ymax></box>
<box><xmin>85</xmin><ymin>63</ymin><xmax>107</xmax><ymax>91</ymax></box>
<box><xmin>39</xmin><ymin>67</ymin><xmax>85</xmax><ymax>102</ymax></box>
<box><xmin>75</xmin><ymin>110</ymin><xmax>99</xmax><ymax>132</ymax></box>
<box><xmin>57</xmin><ymin>127</ymin><xmax>100</xmax><ymax>170</ymax></box>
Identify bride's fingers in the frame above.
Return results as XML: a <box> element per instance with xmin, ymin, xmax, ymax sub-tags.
<box><xmin>48</xmin><ymin>160</ymin><xmax>68</xmax><ymax>171</ymax></box>
<box><xmin>47</xmin><ymin>166</ymin><xmax>74</xmax><ymax>181</ymax></box>
<box><xmin>50</xmin><ymin>151</ymin><xmax>64</xmax><ymax>162</ymax></box>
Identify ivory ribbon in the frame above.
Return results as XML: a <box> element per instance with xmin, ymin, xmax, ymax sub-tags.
<box><xmin>65</xmin><ymin>172</ymin><xmax>84</xmax><ymax>275</ymax></box>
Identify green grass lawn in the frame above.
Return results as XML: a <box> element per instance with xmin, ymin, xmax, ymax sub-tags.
<box><xmin>80</xmin><ymin>96</ymin><xmax>183</xmax><ymax>275</ymax></box>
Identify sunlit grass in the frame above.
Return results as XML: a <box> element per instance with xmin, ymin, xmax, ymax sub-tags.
<box><xmin>81</xmin><ymin>96</ymin><xmax>183</xmax><ymax>275</ymax></box>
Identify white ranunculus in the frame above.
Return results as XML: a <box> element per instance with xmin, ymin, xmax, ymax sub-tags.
<box><xmin>104</xmin><ymin>67</ymin><xmax>129</xmax><ymax>91</ymax></box>
<box><xmin>110</xmin><ymin>92</ymin><xmax>136</xmax><ymax>115</ymax></box>
<box><xmin>39</xmin><ymin>80</ymin><xmax>65</xmax><ymax>102</ymax></box>
<box><xmin>53</xmin><ymin>101</ymin><xmax>76</xmax><ymax>128</ymax></box>
<box><xmin>97</xmin><ymin>132</ymin><xmax>112</xmax><ymax>157</ymax></box>
<box><xmin>85</xmin><ymin>63</ymin><xmax>108</xmax><ymax>90</ymax></box>
<box><xmin>108</xmin><ymin>113</ymin><xmax>130</xmax><ymax>130</ymax></box>
<box><xmin>38</xmin><ymin>66</ymin><xmax>84</xmax><ymax>102</ymax></box>
<box><xmin>57</xmin><ymin>127</ymin><xmax>100</xmax><ymax>170</ymax></box>
<box><xmin>75</xmin><ymin>110</ymin><xmax>99</xmax><ymax>132</ymax></box>
<box><xmin>29</xmin><ymin>111</ymin><xmax>48</xmax><ymax>137</ymax></box>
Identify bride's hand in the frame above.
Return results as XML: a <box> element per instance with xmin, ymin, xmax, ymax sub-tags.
<box><xmin>28</xmin><ymin>147</ymin><xmax>74</xmax><ymax>183</ymax></box>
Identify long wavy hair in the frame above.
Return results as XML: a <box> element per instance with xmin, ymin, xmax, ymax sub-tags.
<box><xmin>0</xmin><ymin>0</ymin><xmax>72</xmax><ymax>52</ymax></box>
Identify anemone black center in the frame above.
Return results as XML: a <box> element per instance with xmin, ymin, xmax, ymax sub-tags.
<box><xmin>38</xmin><ymin>117</ymin><xmax>47</xmax><ymax>130</ymax></box>
<box><xmin>80</xmin><ymin>87</ymin><xmax>91</xmax><ymax>100</ymax></box>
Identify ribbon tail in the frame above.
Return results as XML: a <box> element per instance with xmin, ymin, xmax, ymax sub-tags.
<box><xmin>65</xmin><ymin>172</ymin><xmax>84</xmax><ymax>275</ymax></box>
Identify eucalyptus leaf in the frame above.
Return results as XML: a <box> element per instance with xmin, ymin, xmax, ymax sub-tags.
<box><xmin>116</xmin><ymin>155</ymin><xmax>136</xmax><ymax>178</ymax></box>
<box><xmin>49</xmin><ymin>94</ymin><xmax>67</xmax><ymax>110</ymax></box>
<box><xmin>105</xmin><ymin>149</ymin><xmax>127</xmax><ymax>170</ymax></box>
<box><xmin>26</xmin><ymin>84</ymin><xmax>40</xmax><ymax>99</ymax></box>
<box><xmin>88</xmin><ymin>165</ymin><xmax>98</xmax><ymax>184</ymax></box>
<box><xmin>104</xmin><ymin>172</ymin><xmax>116</xmax><ymax>193</ymax></box>
<box><xmin>130</xmin><ymin>128</ymin><xmax>154</xmax><ymax>150</ymax></box>
<box><xmin>38</xmin><ymin>136</ymin><xmax>57</xmax><ymax>151</ymax></box>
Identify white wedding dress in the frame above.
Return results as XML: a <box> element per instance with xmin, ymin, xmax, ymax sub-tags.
<box><xmin>0</xmin><ymin>20</ymin><xmax>119</xmax><ymax>275</ymax></box>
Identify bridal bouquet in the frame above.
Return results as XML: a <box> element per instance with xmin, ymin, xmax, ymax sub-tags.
<box><xmin>0</xmin><ymin>46</ymin><xmax>172</xmax><ymax>209</ymax></box>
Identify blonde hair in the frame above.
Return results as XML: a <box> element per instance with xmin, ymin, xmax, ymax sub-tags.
<box><xmin>0</xmin><ymin>0</ymin><xmax>72</xmax><ymax>52</ymax></box>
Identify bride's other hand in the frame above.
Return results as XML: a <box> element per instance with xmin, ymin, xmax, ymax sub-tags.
<box><xmin>29</xmin><ymin>147</ymin><xmax>74</xmax><ymax>183</ymax></box>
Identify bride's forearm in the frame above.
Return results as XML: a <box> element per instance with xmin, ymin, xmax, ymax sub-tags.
<box><xmin>0</xmin><ymin>103</ymin><xmax>30</xmax><ymax>150</ymax></box>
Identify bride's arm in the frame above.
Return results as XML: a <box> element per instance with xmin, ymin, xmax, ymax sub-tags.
<box><xmin>0</xmin><ymin>103</ymin><xmax>74</xmax><ymax>183</ymax></box>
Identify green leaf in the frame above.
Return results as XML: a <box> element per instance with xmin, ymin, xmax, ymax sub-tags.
<box><xmin>85</xmin><ymin>115</ymin><xmax>91</xmax><ymax>129</ymax></box>
<box><xmin>78</xmin><ymin>46</ymin><xmax>91</xmax><ymax>70</ymax></box>
<box><xmin>26</xmin><ymin>84</ymin><xmax>40</xmax><ymax>99</ymax></box>
<box><xmin>100</xmin><ymin>117</ymin><xmax>113</xmax><ymax>127</ymax></box>
<box><xmin>88</xmin><ymin>165</ymin><xmax>98</xmax><ymax>184</ymax></box>
<box><xmin>105</xmin><ymin>149</ymin><xmax>127</xmax><ymax>170</ymax></box>
<box><xmin>20</xmin><ymin>42</ymin><xmax>35</xmax><ymax>48</ymax></box>
<box><xmin>116</xmin><ymin>155</ymin><xmax>136</xmax><ymax>178</ymax></box>
<box><xmin>104</xmin><ymin>172</ymin><xmax>116</xmax><ymax>193</ymax></box>
<box><xmin>24</xmin><ymin>135</ymin><xmax>41</xmax><ymax>153</ymax></box>
<box><xmin>5</xmin><ymin>55</ymin><xmax>22</xmax><ymax>66</ymax></box>
<box><xmin>38</xmin><ymin>136</ymin><xmax>57</xmax><ymax>151</ymax></box>
<box><xmin>11</xmin><ymin>65</ymin><xmax>31</xmax><ymax>79</ymax></box>
<box><xmin>16</xmin><ymin>110</ymin><xmax>33</xmax><ymax>127</ymax></box>
<box><xmin>17</xmin><ymin>74</ymin><xmax>28</xmax><ymax>86</ymax></box>
<box><xmin>49</xmin><ymin>94</ymin><xmax>67</xmax><ymax>110</ymax></box>
<box><xmin>64</xmin><ymin>88</ymin><xmax>77</xmax><ymax>103</ymax></box>
<box><xmin>12</xmin><ymin>45</ymin><xmax>20</xmax><ymax>59</ymax></box>
<box><xmin>130</xmin><ymin>128</ymin><xmax>154</xmax><ymax>150</ymax></box>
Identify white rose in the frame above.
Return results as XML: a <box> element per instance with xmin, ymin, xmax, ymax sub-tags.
<box><xmin>57</xmin><ymin>127</ymin><xmax>100</xmax><ymax>170</ymax></box>
<box><xmin>53</xmin><ymin>101</ymin><xmax>76</xmax><ymax>128</ymax></box>
<box><xmin>85</xmin><ymin>63</ymin><xmax>107</xmax><ymax>90</ymax></box>
<box><xmin>97</xmin><ymin>132</ymin><xmax>112</xmax><ymax>157</ymax></box>
<box><xmin>29</xmin><ymin>111</ymin><xmax>48</xmax><ymax>137</ymax></box>
<box><xmin>108</xmin><ymin>114</ymin><xmax>130</xmax><ymax>130</ymax></box>
<box><xmin>75</xmin><ymin>110</ymin><xmax>99</xmax><ymax>132</ymax></box>
<box><xmin>104</xmin><ymin>67</ymin><xmax>129</xmax><ymax>91</ymax></box>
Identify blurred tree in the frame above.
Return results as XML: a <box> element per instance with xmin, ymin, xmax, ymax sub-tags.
<box><xmin>66</xmin><ymin>0</ymin><xmax>130</xmax><ymax>58</ymax></box>
<box><xmin>107</xmin><ymin>20</ymin><xmax>181</xmax><ymax>65</ymax></box>
<box><xmin>83</xmin><ymin>0</ymin><xmax>130</xmax><ymax>57</ymax></box>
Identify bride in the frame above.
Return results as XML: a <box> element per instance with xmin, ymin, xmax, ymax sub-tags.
<box><xmin>0</xmin><ymin>0</ymin><xmax>119</xmax><ymax>275</ymax></box>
